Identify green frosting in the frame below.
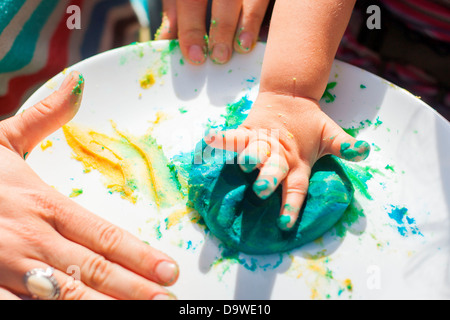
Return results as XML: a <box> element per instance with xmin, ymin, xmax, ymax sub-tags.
<box><xmin>189</xmin><ymin>141</ymin><xmax>354</xmax><ymax>255</ymax></box>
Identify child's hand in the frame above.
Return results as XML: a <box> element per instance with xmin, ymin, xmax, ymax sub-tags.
<box><xmin>156</xmin><ymin>0</ymin><xmax>271</xmax><ymax>65</ymax></box>
<box><xmin>205</xmin><ymin>91</ymin><xmax>370</xmax><ymax>231</ymax></box>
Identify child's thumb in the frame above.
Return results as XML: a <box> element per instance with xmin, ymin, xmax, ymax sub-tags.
<box><xmin>0</xmin><ymin>71</ymin><xmax>84</xmax><ymax>158</ymax></box>
<box><xmin>323</xmin><ymin>119</ymin><xmax>371</xmax><ymax>162</ymax></box>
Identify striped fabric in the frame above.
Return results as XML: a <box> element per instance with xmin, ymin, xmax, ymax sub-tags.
<box><xmin>0</xmin><ymin>0</ymin><xmax>141</xmax><ymax>119</ymax></box>
<box><xmin>336</xmin><ymin>1</ymin><xmax>450</xmax><ymax>120</ymax></box>
<box><xmin>382</xmin><ymin>0</ymin><xmax>450</xmax><ymax>43</ymax></box>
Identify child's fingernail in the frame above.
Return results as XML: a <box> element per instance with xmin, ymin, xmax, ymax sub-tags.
<box><xmin>237</xmin><ymin>31</ymin><xmax>253</xmax><ymax>52</ymax></box>
<box><xmin>155</xmin><ymin>261</ymin><xmax>179</xmax><ymax>286</ymax></box>
<box><xmin>253</xmin><ymin>179</ymin><xmax>272</xmax><ymax>199</ymax></box>
<box><xmin>188</xmin><ymin>45</ymin><xmax>206</xmax><ymax>64</ymax></box>
<box><xmin>340</xmin><ymin>140</ymin><xmax>370</xmax><ymax>161</ymax></box>
<box><xmin>278</xmin><ymin>214</ymin><xmax>292</xmax><ymax>231</ymax></box>
<box><xmin>210</xmin><ymin>43</ymin><xmax>230</xmax><ymax>64</ymax></box>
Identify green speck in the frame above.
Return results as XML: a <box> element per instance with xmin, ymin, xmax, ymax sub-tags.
<box><xmin>72</xmin><ymin>74</ymin><xmax>84</xmax><ymax>95</ymax></box>
<box><xmin>23</xmin><ymin>152</ymin><xmax>29</xmax><ymax>160</ymax></box>
<box><xmin>360</xmin><ymin>84</ymin><xmax>366</xmax><ymax>89</ymax></box>
<box><xmin>69</xmin><ymin>188</ymin><xmax>83</xmax><ymax>198</ymax></box>
<box><xmin>321</xmin><ymin>82</ymin><xmax>337</xmax><ymax>103</ymax></box>
<box><xmin>385</xmin><ymin>164</ymin><xmax>395</xmax><ymax>172</ymax></box>
<box><xmin>179</xmin><ymin>58</ymin><xmax>185</xmax><ymax>66</ymax></box>
<box><xmin>178</xmin><ymin>107</ymin><xmax>188</xmax><ymax>114</ymax></box>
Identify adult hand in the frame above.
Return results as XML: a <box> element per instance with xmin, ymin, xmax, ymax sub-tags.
<box><xmin>205</xmin><ymin>92</ymin><xmax>370</xmax><ymax>231</ymax></box>
<box><xmin>0</xmin><ymin>72</ymin><xmax>179</xmax><ymax>300</ymax></box>
<box><xmin>156</xmin><ymin>0</ymin><xmax>271</xmax><ymax>65</ymax></box>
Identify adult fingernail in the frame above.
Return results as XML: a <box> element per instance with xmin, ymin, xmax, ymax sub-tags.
<box><xmin>188</xmin><ymin>45</ymin><xmax>206</xmax><ymax>64</ymax></box>
<box><xmin>155</xmin><ymin>261</ymin><xmax>179</xmax><ymax>285</ymax></box>
<box><xmin>210</xmin><ymin>43</ymin><xmax>230</xmax><ymax>64</ymax></box>
<box><xmin>237</xmin><ymin>31</ymin><xmax>254</xmax><ymax>52</ymax></box>
<box><xmin>71</xmin><ymin>73</ymin><xmax>84</xmax><ymax>96</ymax></box>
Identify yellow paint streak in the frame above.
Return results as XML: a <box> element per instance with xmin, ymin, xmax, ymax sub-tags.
<box><xmin>139</xmin><ymin>71</ymin><xmax>156</xmax><ymax>89</ymax></box>
<box><xmin>165</xmin><ymin>207</ymin><xmax>197</xmax><ymax>229</ymax></box>
<box><xmin>40</xmin><ymin>140</ymin><xmax>53</xmax><ymax>151</ymax></box>
<box><xmin>62</xmin><ymin>122</ymin><xmax>184</xmax><ymax>208</ymax></box>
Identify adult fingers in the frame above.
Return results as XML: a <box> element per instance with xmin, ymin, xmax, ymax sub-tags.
<box><xmin>278</xmin><ymin>167</ymin><xmax>311</xmax><ymax>231</ymax></box>
<box><xmin>234</xmin><ymin>0</ymin><xmax>270</xmax><ymax>53</ymax></box>
<box><xmin>155</xmin><ymin>0</ymin><xmax>177</xmax><ymax>40</ymax></box>
<box><xmin>208</xmin><ymin>0</ymin><xmax>242</xmax><ymax>64</ymax></box>
<box><xmin>47</xmin><ymin>192</ymin><xmax>179</xmax><ymax>289</ymax></box>
<box><xmin>176</xmin><ymin>0</ymin><xmax>208</xmax><ymax>65</ymax></box>
<box><xmin>4</xmin><ymin>259</ymin><xmax>112</xmax><ymax>300</ymax></box>
<box><xmin>0</xmin><ymin>71</ymin><xmax>84</xmax><ymax>158</ymax></box>
<box><xmin>43</xmin><ymin>235</ymin><xmax>175</xmax><ymax>300</ymax></box>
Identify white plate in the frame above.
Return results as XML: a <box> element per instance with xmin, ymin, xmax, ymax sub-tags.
<box><xmin>20</xmin><ymin>40</ymin><xmax>450</xmax><ymax>300</ymax></box>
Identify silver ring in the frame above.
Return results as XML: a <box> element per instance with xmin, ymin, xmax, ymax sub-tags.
<box><xmin>24</xmin><ymin>267</ymin><xmax>60</xmax><ymax>300</ymax></box>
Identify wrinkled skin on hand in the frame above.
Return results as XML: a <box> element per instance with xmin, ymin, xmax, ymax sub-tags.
<box><xmin>0</xmin><ymin>72</ymin><xmax>179</xmax><ymax>300</ymax></box>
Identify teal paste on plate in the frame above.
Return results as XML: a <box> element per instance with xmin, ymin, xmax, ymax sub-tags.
<box><xmin>188</xmin><ymin>143</ymin><xmax>354</xmax><ymax>255</ymax></box>
<box><xmin>177</xmin><ymin>95</ymin><xmax>356</xmax><ymax>254</ymax></box>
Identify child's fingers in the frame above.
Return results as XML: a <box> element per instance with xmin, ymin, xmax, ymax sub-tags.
<box><xmin>155</xmin><ymin>0</ymin><xmax>177</xmax><ymax>40</ymax></box>
<box><xmin>252</xmin><ymin>153</ymin><xmax>289</xmax><ymax>200</ymax></box>
<box><xmin>209</xmin><ymin>0</ymin><xmax>242</xmax><ymax>64</ymax></box>
<box><xmin>0</xmin><ymin>71</ymin><xmax>84</xmax><ymax>158</ymax></box>
<box><xmin>176</xmin><ymin>0</ymin><xmax>208</xmax><ymax>65</ymax></box>
<box><xmin>204</xmin><ymin>128</ymin><xmax>252</xmax><ymax>153</ymax></box>
<box><xmin>278</xmin><ymin>167</ymin><xmax>311</xmax><ymax>231</ymax></box>
<box><xmin>234</xmin><ymin>0</ymin><xmax>271</xmax><ymax>54</ymax></box>
<box><xmin>237</xmin><ymin>139</ymin><xmax>271</xmax><ymax>173</ymax></box>
<box><xmin>323</xmin><ymin>119</ymin><xmax>371</xmax><ymax>162</ymax></box>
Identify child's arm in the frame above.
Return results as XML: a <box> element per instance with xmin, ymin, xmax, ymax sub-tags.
<box><xmin>207</xmin><ymin>0</ymin><xmax>370</xmax><ymax>231</ymax></box>
<box><xmin>260</xmin><ymin>0</ymin><xmax>356</xmax><ymax>101</ymax></box>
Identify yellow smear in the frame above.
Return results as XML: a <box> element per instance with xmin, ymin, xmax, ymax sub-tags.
<box><xmin>139</xmin><ymin>71</ymin><xmax>156</xmax><ymax>89</ymax></box>
<box><xmin>69</xmin><ymin>188</ymin><xmax>83</xmax><ymax>198</ymax></box>
<box><xmin>62</xmin><ymin>122</ymin><xmax>184</xmax><ymax>208</ymax></box>
<box><xmin>40</xmin><ymin>140</ymin><xmax>53</xmax><ymax>151</ymax></box>
<box><xmin>165</xmin><ymin>207</ymin><xmax>197</xmax><ymax>229</ymax></box>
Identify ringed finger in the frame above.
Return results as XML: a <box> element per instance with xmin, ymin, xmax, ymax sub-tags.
<box><xmin>43</xmin><ymin>237</ymin><xmax>175</xmax><ymax>300</ymax></box>
<box><xmin>47</xmin><ymin>193</ymin><xmax>179</xmax><ymax>288</ymax></box>
<box><xmin>7</xmin><ymin>259</ymin><xmax>112</xmax><ymax>300</ymax></box>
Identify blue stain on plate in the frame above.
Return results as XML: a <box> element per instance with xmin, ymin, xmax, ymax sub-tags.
<box><xmin>387</xmin><ymin>205</ymin><xmax>423</xmax><ymax>237</ymax></box>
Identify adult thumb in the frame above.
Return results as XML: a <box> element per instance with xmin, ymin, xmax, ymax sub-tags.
<box><xmin>0</xmin><ymin>71</ymin><xmax>84</xmax><ymax>158</ymax></box>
